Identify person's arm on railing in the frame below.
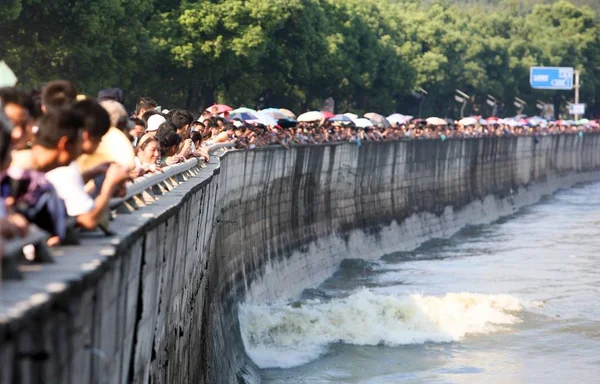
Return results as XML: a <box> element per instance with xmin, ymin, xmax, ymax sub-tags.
<box><xmin>275</xmin><ymin>136</ymin><xmax>290</xmax><ymax>150</ymax></box>
<box><xmin>0</xmin><ymin>213</ymin><xmax>29</xmax><ymax>240</ymax></box>
<box><xmin>178</xmin><ymin>138</ymin><xmax>193</xmax><ymax>159</ymax></box>
<box><xmin>81</xmin><ymin>162</ymin><xmax>111</xmax><ymax>183</ymax></box>
<box><xmin>77</xmin><ymin>164</ymin><xmax>129</xmax><ymax>230</ymax></box>
<box><xmin>1</xmin><ymin>224</ymin><xmax>51</xmax><ymax>279</ymax></box>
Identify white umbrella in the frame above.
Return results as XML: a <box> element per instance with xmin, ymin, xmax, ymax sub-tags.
<box><xmin>254</xmin><ymin>110</ymin><xmax>278</xmax><ymax>126</ymax></box>
<box><xmin>344</xmin><ymin>113</ymin><xmax>359</xmax><ymax>121</ymax></box>
<box><xmin>279</xmin><ymin>108</ymin><xmax>296</xmax><ymax>119</ymax></box>
<box><xmin>230</xmin><ymin>111</ymin><xmax>259</xmax><ymax>122</ymax></box>
<box><xmin>426</xmin><ymin>117</ymin><xmax>447</xmax><ymax>126</ymax></box>
<box><xmin>364</xmin><ymin>113</ymin><xmax>390</xmax><ymax>127</ymax></box>
<box><xmin>354</xmin><ymin>118</ymin><xmax>374</xmax><ymax>128</ymax></box>
<box><xmin>387</xmin><ymin>113</ymin><xmax>413</xmax><ymax>125</ymax></box>
<box><xmin>231</xmin><ymin>107</ymin><xmax>257</xmax><ymax>114</ymax></box>
<box><xmin>297</xmin><ymin>111</ymin><xmax>324</xmax><ymax>122</ymax></box>
<box><xmin>261</xmin><ymin>109</ymin><xmax>289</xmax><ymax>120</ymax></box>
<box><xmin>329</xmin><ymin>114</ymin><xmax>354</xmax><ymax>123</ymax></box>
<box><xmin>0</xmin><ymin>61</ymin><xmax>17</xmax><ymax>88</ymax></box>
<box><xmin>458</xmin><ymin>117</ymin><xmax>478</xmax><ymax>126</ymax></box>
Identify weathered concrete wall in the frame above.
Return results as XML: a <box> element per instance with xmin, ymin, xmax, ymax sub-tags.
<box><xmin>2</xmin><ymin>135</ymin><xmax>600</xmax><ymax>384</ymax></box>
<box><xmin>214</xmin><ymin>135</ymin><xmax>600</xmax><ymax>305</ymax></box>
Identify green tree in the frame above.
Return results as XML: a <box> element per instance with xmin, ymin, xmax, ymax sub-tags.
<box><xmin>0</xmin><ymin>0</ymin><xmax>156</xmax><ymax>101</ymax></box>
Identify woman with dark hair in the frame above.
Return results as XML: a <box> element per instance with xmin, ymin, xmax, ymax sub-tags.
<box><xmin>159</xmin><ymin>131</ymin><xmax>184</xmax><ymax>165</ymax></box>
<box><xmin>190</xmin><ymin>131</ymin><xmax>202</xmax><ymax>149</ymax></box>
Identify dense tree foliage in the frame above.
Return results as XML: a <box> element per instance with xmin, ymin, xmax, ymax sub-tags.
<box><xmin>435</xmin><ymin>0</ymin><xmax>599</xmax><ymax>15</ymax></box>
<box><xmin>1</xmin><ymin>0</ymin><xmax>598</xmax><ymax>118</ymax></box>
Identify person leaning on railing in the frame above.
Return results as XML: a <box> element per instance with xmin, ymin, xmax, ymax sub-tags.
<box><xmin>0</xmin><ymin>104</ymin><xmax>30</xmax><ymax>256</ymax></box>
<box><xmin>1</xmin><ymin>82</ymin><xmax>134</xmax><ymax>242</ymax></box>
<box><xmin>135</xmin><ymin>135</ymin><xmax>162</xmax><ymax>175</ymax></box>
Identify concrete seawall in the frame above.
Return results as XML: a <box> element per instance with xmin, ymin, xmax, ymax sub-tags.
<box><xmin>2</xmin><ymin>135</ymin><xmax>600</xmax><ymax>384</ymax></box>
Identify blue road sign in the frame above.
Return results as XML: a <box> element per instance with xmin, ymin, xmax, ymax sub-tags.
<box><xmin>530</xmin><ymin>67</ymin><xmax>573</xmax><ymax>90</ymax></box>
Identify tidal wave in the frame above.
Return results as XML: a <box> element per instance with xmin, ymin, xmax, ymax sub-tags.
<box><xmin>239</xmin><ymin>290</ymin><xmax>524</xmax><ymax>368</ymax></box>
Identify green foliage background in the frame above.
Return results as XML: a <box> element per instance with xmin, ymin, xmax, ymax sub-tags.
<box><xmin>1</xmin><ymin>0</ymin><xmax>598</xmax><ymax>118</ymax></box>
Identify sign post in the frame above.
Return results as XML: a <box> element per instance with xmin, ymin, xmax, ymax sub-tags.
<box><xmin>455</xmin><ymin>89</ymin><xmax>470</xmax><ymax>118</ymax></box>
<box><xmin>411</xmin><ymin>87</ymin><xmax>428</xmax><ymax>118</ymax></box>
<box><xmin>514</xmin><ymin>97</ymin><xmax>526</xmax><ymax>115</ymax></box>
<box><xmin>569</xmin><ymin>103</ymin><xmax>585</xmax><ymax>116</ymax></box>
<box><xmin>530</xmin><ymin>66</ymin><xmax>583</xmax><ymax>119</ymax></box>
<box><xmin>530</xmin><ymin>67</ymin><xmax>574</xmax><ymax>90</ymax></box>
<box><xmin>574</xmin><ymin>70</ymin><xmax>581</xmax><ymax>120</ymax></box>
<box><xmin>486</xmin><ymin>94</ymin><xmax>498</xmax><ymax>117</ymax></box>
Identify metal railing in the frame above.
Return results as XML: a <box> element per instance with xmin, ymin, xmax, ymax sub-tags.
<box><xmin>109</xmin><ymin>158</ymin><xmax>205</xmax><ymax>214</ymax></box>
<box><xmin>1</xmin><ymin>144</ymin><xmax>240</xmax><ymax>280</ymax></box>
<box><xmin>1</xmin><ymin>225</ymin><xmax>53</xmax><ymax>280</ymax></box>
<box><xmin>108</xmin><ymin>143</ymin><xmax>236</xmax><ymax>214</ymax></box>
<box><xmin>1</xmin><ymin>142</ymin><xmax>239</xmax><ymax>280</ymax></box>
<box><xmin>207</xmin><ymin>142</ymin><xmax>237</xmax><ymax>154</ymax></box>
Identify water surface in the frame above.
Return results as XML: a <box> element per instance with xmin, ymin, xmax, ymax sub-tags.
<box><xmin>240</xmin><ymin>182</ymin><xmax>600</xmax><ymax>383</ymax></box>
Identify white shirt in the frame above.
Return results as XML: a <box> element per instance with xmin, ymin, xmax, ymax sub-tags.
<box><xmin>45</xmin><ymin>162</ymin><xmax>95</xmax><ymax>217</ymax></box>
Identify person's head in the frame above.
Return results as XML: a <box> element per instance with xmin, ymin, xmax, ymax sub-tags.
<box><xmin>41</xmin><ymin>80</ymin><xmax>78</xmax><ymax>113</ymax></box>
<box><xmin>97</xmin><ymin>88</ymin><xmax>124</xmax><ymax>104</ymax></box>
<box><xmin>190</xmin><ymin>131</ymin><xmax>202</xmax><ymax>148</ymax></box>
<box><xmin>171</xmin><ymin>109</ymin><xmax>194</xmax><ymax>137</ymax></box>
<box><xmin>156</xmin><ymin>120</ymin><xmax>176</xmax><ymax>141</ymax></box>
<box><xmin>130</xmin><ymin>117</ymin><xmax>146</xmax><ymax>140</ymax></box>
<box><xmin>135</xmin><ymin>97</ymin><xmax>158</xmax><ymax>118</ymax></box>
<box><xmin>146</xmin><ymin>114</ymin><xmax>166</xmax><ymax>136</ymax></box>
<box><xmin>100</xmin><ymin>100</ymin><xmax>133</xmax><ymax>131</ymax></box>
<box><xmin>136</xmin><ymin>136</ymin><xmax>160</xmax><ymax>165</ymax></box>
<box><xmin>192</xmin><ymin>120</ymin><xmax>204</xmax><ymax>131</ymax></box>
<box><xmin>165</xmin><ymin>109</ymin><xmax>177</xmax><ymax>121</ymax></box>
<box><xmin>210</xmin><ymin>124</ymin><xmax>220</xmax><ymax>137</ymax></box>
<box><xmin>27</xmin><ymin>89</ymin><xmax>43</xmax><ymax>120</ymax></box>
<box><xmin>32</xmin><ymin>109</ymin><xmax>83</xmax><ymax>172</ymax></box>
<box><xmin>0</xmin><ymin>87</ymin><xmax>35</xmax><ymax>149</ymax></box>
<box><xmin>141</xmin><ymin>109</ymin><xmax>159</xmax><ymax>124</ymax></box>
<box><xmin>159</xmin><ymin>131</ymin><xmax>182</xmax><ymax>157</ymax></box>
<box><xmin>0</xmin><ymin>108</ymin><xmax>13</xmax><ymax>171</ymax></box>
<box><xmin>71</xmin><ymin>99</ymin><xmax>111</xmax><ymax>154</ymax></box>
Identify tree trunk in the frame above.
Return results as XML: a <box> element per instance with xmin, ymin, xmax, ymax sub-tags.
<box><xmin>200</xmin><ymin>86</ymin><xmax>216</xmax><ymax>111</ymax></box>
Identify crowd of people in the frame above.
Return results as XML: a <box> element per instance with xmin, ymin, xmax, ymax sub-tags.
<box><xmin>211</xmin><ymin>112</ymin><xmax>599</xmax><ymax>147</ymax></box>
<box><xmin>0</xmin><ymin>81</ymin><xmax>213</xmax><ymax>255</ymax></box>
<box><xmin>0</xmin><ymin>81</ymin><xmax>597</xmax><ymax>257</ymax></box>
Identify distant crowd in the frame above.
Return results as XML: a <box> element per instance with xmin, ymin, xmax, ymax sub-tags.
<box><xmin>0</xmin><ymin>81</ymin><xmax>597</xmax><ymax>256</ymax></box>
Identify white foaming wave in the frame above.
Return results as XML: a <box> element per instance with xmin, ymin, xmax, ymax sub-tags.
<box><xmin>238</xmin><ymin>289</ymin><xmax>523</xmax><ymax>369</ymax></box>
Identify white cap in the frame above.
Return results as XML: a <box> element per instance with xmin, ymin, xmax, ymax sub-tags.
<box><xmin>147</xmin><ymin>114</ymin><xmax>166</xmax><ymax>132</ymax></box>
